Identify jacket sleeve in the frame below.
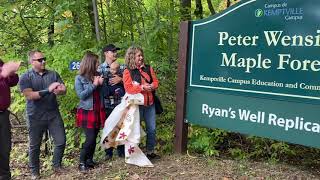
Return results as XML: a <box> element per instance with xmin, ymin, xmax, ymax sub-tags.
<box><xmin>19</xmin><ymin>72</ymin><xmax>32</xmax><ymax>92</ymax></box>
<box><xmin>54</xmin><ymin>71</ymin><xmax>65</xmax><ymax>84</ymax></box>
<box><xmin>7</xmin><ymin>73</ymin><xmax>19</xmax><ymax>87</ymax></box>
<box><xmin>74</xmin><ymin>75</ymin><xmax>96</xmax><ymax>100</ymax></box>
<box><xmin>123</xmin><ymin>69</ymin><xmax>143</xmax><ymax>94</ymax></box>
<box><xmin>150</xmin><ymin>66</ymin><xmax>159</xmax><ymax>89</ymax></box>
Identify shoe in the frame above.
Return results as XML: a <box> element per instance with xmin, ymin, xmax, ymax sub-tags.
<box><xmin>86</xmin><ymin>159</ymin><xmax>96</xmax><ymax>169</ymax></box>
<box><xmin>146</xmin><ymin>153</ymin><xmax>161</xmax><ymax>160</ymax></box>
<box><xmin>53</xmin><ymin>166</ymin><xmax>66</xmax><ymax>174</ymax></box>
<box><xmin>118</xmin><ymin>153</ymin><xmax>125</xmax><ymax>158</ymax></box>
<box><xmin>78</xmin><ymin>163</ymin><xmax>88</xmax><ymax>172</ymax></box>
<box><xmin>117</xmin><ymin>145</ymin><xmax>125</xmax><ymax>158</ymax></box>
<box><xmin>104</xmin><ymin>155</ymin><xmax>113</xmax><ymax>161</ymax></box>
<box><xmin>31</xmin><ymin>173</ymin><xmax>40</xmax><ymax>180</ymax></box>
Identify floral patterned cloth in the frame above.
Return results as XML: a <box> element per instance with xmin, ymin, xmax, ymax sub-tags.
<box><xmin>101</xmin><ymin>93</ymin><xmax>153</xmax><ymax>167</ymax></box>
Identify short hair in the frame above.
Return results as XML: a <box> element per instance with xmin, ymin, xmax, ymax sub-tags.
<box><xmin>28</xmin><ymin>50</ymin><xmax>42</xmax><ymax>63</ymax></box>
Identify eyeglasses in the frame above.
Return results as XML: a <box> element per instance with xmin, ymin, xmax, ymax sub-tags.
<box><xmin>33</xmin><ymin>57</ymin><xmax>46</xmax><ymax>63</ymax></box>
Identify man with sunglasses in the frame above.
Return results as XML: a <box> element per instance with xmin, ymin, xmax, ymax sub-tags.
<box><xmin>0</xmin><ymin>60</ymin><xmax>20</xmax><ymax>180</ymax></box>
<box><xmin>19</xmin><ymin>50</ymin><xmax>66</xmax><ymax>179</ymax></box>
<box><xmin>98</xmin><ymin>44</ymin><xmax>125</xmax><ymax>160</ymax></box>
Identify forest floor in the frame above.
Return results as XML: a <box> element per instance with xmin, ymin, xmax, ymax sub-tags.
<box><xmin>10</xmin><ymin>142</ymin><xmax>320</xmax><ymax>180</ymax></box>
<box><xmin>8</xmin><ymin>124</ymin><xmax>320</xmax><ymax>180</ymax></box>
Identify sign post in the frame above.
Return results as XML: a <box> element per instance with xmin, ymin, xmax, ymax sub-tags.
<box><xmin>175</xmin><ymin>21</ymin><xmax>190</xmax><ymax>153</ymax></box>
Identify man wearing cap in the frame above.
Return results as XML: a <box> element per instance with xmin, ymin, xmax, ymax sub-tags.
<box><xmin>19</xmin><ymin>50</ymin><xmax>66</xmax><ymax>179</ymax></box>
<box><xmin>0</xmin><ymin>60</ymin><xmax>20</xmax><ymax>180</ymax></box>
<box><xmin>98</xmin><ymin>44</ymin><xmax>125</xmax><ymax>160</ymax></box>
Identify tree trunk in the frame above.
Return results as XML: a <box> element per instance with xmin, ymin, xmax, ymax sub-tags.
<box><xmin>226</xmin><ymin>0</ymin><xmax>231</xmax><ymax>8</ymax></box>
<box><xmin>87</xmin><ymin>0</ymin><xmax>96</xmax><ymax>39</ymax></box>
<box><xmin>207</xmin><ymin>0</ymin><xmax>216</xmax><ymax>15</ymax></box>
<box><xmin>99</xmin><ymin>0</ymin><xmax>107</xmax><ymax>42</ymax></box>
<box><xmin>180</xmin><ymin>0</ymin><xmax>191</xmax><ymax>21</ymax></box>
<box><xmin>195</xmin><ymin>0</ymin><xmax>203</xmax><ymax>19</ymax></box>
<box><xmin>127</xmin><ymin>0</ymin><xmax>134</xmax><ymax>42</ymax></box>
<box><xmin>168</xmin><ymin>0</ymin><xmax>174</xmax><ymax>63</ymax></box>
<box><xmin>48</xmin><ymin>0</ymin><xmax>54</xmax><ymax>47</ymax></box>
<box><xmin>92</xmin><ymin>0</ymin><xmax>101</xmax><ymax>42</ymax></box>
<box><xmin>48</xmin><ymin>19</ymin><xmax>54</xmax><ymax>47</ymax></box>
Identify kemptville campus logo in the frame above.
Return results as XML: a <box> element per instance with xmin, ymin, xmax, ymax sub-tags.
<box><xmin>255</xmin><ymin>9</ymin><xmax>264</xmax><ymax>17</ymax></box>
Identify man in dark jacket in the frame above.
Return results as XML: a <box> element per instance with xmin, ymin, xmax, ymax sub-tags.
<box><xmin>0</xmin><ymin>60</ymin><xmax>20</xmax><ymax>180</ymax></box>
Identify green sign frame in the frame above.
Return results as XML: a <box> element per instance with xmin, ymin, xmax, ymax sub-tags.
<box><xmin>182</xmin><ymin>0</ymin><xmax>320</xmax><ymax>149</ymax></box>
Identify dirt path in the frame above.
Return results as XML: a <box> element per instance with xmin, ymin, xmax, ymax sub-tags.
<box><xmin>9</xmin><ymin>129</ymin><xmax>320</xmax><ymax>179</ymax></box>
<box><xmin>12</xmin><ymin>153</ymin><xmax>320</xmax><ymax>180</ymax></box>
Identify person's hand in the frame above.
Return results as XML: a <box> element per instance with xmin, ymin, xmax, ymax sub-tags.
<box><xmin>98</xmin><ymin>76</ymin><xmax>104</xmax><ymax>85</ymax></box>
<box><xmin>93</xmin><ymin>76</ymin><xmax>100</xmax><ymax>86</ymax></box>
<box><xmin>53</xmin><ymin>84</ymin><xmax>66</xmax><ymax>95</ymax></box>
<box><xmin>109</xmin><ymin>74</ymin><xmax>122</xmax><ymax>86</ymax></box>
<box><xmin>149</xmin><ymin>84</ymin><xmax>155</xmax><ymax>91</ymax></box>
<box><xmin>142</xmin><ymin>84</ymin><xmax>153</xmax><ymax>91</ymax></box>
<box><xmin>48</xmin><ymin>82</ymin><xmax>61</xmax><ymax>92</ymax></box>
<box><xmin>1</xmin><ymin>61</ymin><xmax>21</xmax><ymax>78</ymax></box>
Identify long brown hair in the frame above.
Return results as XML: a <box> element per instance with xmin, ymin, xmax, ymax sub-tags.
<box><xmin>79</xmin><ymin>51</ymin><xmax>99</xmax><ymax>81</ymax></box>
<box><xmin>125</xmin><ymin>46</ymin><xmax>144</xmax><ymax>70</ymax></box>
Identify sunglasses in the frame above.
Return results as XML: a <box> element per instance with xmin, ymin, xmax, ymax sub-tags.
<box><xmin>33</xmin><ymin>57</ymin><xmax>46</xmax><ymax>63</ymax></box>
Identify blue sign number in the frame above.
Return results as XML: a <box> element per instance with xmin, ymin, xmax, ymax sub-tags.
<box><xmin>70</xmin><ymin>61</ymin><xmax>80</xmax><ymax>70</ymax></box>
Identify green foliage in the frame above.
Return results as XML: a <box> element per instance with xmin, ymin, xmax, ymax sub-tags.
<box><xmin>229</xmin><ymin>148</ymin><xmax>247</xmax><ymax>160</ymax></box>
<box><xmin>246</xmin><ymin>136</ymin><xmax>295</xmax><ymax>162</ymax></box>
<box><xmin>4</xmin><ymin>0</ymin><xmax>320</xmax><ymax>173</ymax></box>
<box><xmin>188</xmin><ymin>126</ymin><xmax>227</xmax><ymax>156</ymax></box>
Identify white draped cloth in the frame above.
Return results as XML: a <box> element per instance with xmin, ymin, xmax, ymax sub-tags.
<box><xmin>100</xmin><ymin>93</ymin><xmax>153</xmax><ymax>167</ymax></box>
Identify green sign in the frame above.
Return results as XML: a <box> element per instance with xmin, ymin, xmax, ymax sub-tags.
<box><xmin>186</xmin><ymin>0</ymin><xmax>320</xmax><ymax>148</ymax></box>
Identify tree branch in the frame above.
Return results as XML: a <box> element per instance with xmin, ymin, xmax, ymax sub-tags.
<box><xmin>207</xmin><ymin>0</ymin><xmax>216</xmax><ymax>15</ymax></box>
<box><xmin>19</xmin><ymin>9</ymin><xmax>34</xmax><ymax>43</ymax></box>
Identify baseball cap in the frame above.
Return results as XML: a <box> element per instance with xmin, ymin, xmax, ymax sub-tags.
<box><xmin>102</xmin><ymin>44</ymin><xmax>121</xmax><ymax>53</ymax></box>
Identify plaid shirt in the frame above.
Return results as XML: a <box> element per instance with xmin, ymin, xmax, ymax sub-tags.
<box><xmin>97</xmin><ymin>62</ymin><xmax>126</xmax><ymax>109</ymax></box>
<box><xmin>76</xmin><ymin>90</ymin><xmax>106</xmax><ymax>129</ymax></box>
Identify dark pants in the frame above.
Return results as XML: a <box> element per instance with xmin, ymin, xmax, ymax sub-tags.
<box><xmin>0</xmin><ymin>110</ymin><xmax>11</xmax><ymax>180</ymax></box>
<box><xmin>104</xmin><ymin>108</ymin><xmax>125</xmax><ymax>157</ymax></box>
<box><xmin>80</xmin><ymin>128</ymin><xmax>99</xmax><ymax>163</ymax></box>
<box><xmin>27</xmin><ymin>114</ymin><xmax>66</xmax><ymax>175</ymax></box>
<box><xmin>105</xmin><ymin>145</ymin><xmax>125</xmax><ymax>157</ymax></box>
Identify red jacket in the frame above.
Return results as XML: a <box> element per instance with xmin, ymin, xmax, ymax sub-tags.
<box><xmin>0</xmin><ymin>62</ymin><xmax>19</xmax><ymax>111</ymax></box>
<box><xmin>123</xmin><ymin>66</ymin><xmax>159</xmax><ymax>106</ymax></box>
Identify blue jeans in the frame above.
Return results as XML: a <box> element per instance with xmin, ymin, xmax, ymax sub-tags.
<box><xmin>139</xmin><ymin>104</ymin><xmax>156</xmax><ymax>153</ymax></box>
<box><xmin>27</xmin><ymin>113</ymin><xmax>66</xmax><ymax>174</ymax></box>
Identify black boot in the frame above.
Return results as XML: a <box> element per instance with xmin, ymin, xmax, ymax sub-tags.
<box><xmin>78</xmin><ymin>163</ymin><xmax>88</xmax><ymax>172</ymax></box>
<box><xmin>86</xmin><ymin>159</ymin><xmax>97</xmax><ymax>169</ymax></box>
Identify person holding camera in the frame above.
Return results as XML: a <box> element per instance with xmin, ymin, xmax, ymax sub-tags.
<box><xmin>98</xmin><ymin>44</ymin><xmax>125</xmax><ymax>160</ymax></box>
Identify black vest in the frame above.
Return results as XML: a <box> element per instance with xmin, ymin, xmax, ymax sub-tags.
<box><xmin>128</xmin><ymin>65</ymin><xmax>153</xmax><ymax>84</ymax></box>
